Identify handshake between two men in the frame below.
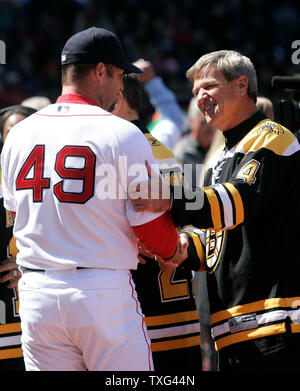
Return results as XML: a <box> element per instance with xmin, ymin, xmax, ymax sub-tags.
<box><xmin>130</xmin><ymin>161</ymin><xmax>190</xmax><ymax>272</ymax></box>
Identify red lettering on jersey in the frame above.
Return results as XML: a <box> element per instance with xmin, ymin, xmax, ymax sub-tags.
<box><xmin>54</xmin><ymin>146</ymin><xmax>96</xmax><ymax>203</ymax></box>
<box><xmin>16</xmin><ymin>145</ymin><xmax>96</xmax><ymax>204</ymax></box>
<box><xmin>16</xmin><ymin>145</ymin><xmax>50</xmax><ymax>202</ymax></box>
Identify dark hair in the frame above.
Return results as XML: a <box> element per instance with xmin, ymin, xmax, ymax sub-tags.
<box><xmin>61</xmin><ymin>63</ymin><xmax>96</xmax><ymax>85</ymax></box>
<box><xmin>122</xmin><ymin>73</ymin><xmax>143</xmax><ymax>112</ymax></box>
<box><xmin>0</xmin><ymin>105</ymin><xmax>37</xmax><ymax>138</ymax></box>
<box><xmin>62</xmin><ymin>63</ymin><xmax>114</xmax><ymax>85</ymax></box>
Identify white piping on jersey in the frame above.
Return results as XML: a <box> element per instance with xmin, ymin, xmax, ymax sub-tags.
<box><xmin>210</xmin><ymin>183</ymin><xmax>234</xmax><ymax>228</ymax></box>
<box><xmin>181</xmin><ymin>225</ymin><xmax>206</xmax><ymax>243</ymax></box>
<box><xmin>282</xmin><ymin>139</ymin><xmax>300</xmax><ymax>156</ymax></box>
<box><xmin>0</xmin><ymin>334</ymin><xmax>21</xmax><ymax>348</ymax></box>
<box><xmin>211</xmin><ymin>307</ymin><xmax>300</xmax><ymax>339</ymax></box>
<box><xmin>147</xmin><ymin>321</ymin><xmax>201</xmax><ymax>340</ymax></box>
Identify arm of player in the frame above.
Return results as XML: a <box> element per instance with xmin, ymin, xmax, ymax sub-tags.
<box><xmin>136</xmin><ymin>231</ymin><xmax>189</xmax><ymax>272</ymax></box>
<box><xmin>131</xmin><ymin>124</ymin><xmax>300</xmax><ymax>232</ymax></box>
<box><xmin>129</xmin><ymin>160</ymin><xmax>243</xmax><ymax>230</ymax></box>
<box><xmin>129</xmin><ymin>160</ymin><xmax>173</xmax><ymax>213</ymax></box>
<box><xmin>135</xmin><ymin>224</ymin><xmax>206</xmax><ymax>273</ymax></box>
<box><xmin>178</xmin><ymin>226</ymin><xmax>206</xmax><ymax>272</ymax></box>
<box><xmin>132</xmin><ymin>211</ymin><xmax>179</xmax><ymax>260</ymax></box>
<box><xmin>159</xmin><ymin>226</ymin><xmax>207</xmax><ymax>272</ymax></box>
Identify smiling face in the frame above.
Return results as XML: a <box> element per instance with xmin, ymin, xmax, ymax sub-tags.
<box><xmin>192</xmin><ymin>65</ymin><xmax>243</xmax><ymax>131</ymax></box>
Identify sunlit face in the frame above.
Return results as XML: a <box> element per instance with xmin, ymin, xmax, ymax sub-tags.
<box><xmin>192</xmin><ymin>65</ymin><xmax>241</xmax><ymax>131</ymax></box>
<box><xmin>100</xmin><ymin>65</ymin><xmax>124</xmax><ymax>112</ymax></box>
<box><xmin>2</xmin><ymin>113</ymin><xmax>26</xmax><ymax>141</ymax></box>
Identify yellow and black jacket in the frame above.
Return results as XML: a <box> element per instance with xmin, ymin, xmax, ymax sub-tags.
<box><xmin>172</xmin><ymin>111</ymin><xmax>300</xmax><ymax>352</ymax></box>
<box><xmin>0</xmin><ymin>180</ymin><xmax>23</xmax><ymax>368</ymax></box>
<box><xmin>130</xmin><ymin>120</ymin><xmax>201</xmax><ymax>371</ymax></box>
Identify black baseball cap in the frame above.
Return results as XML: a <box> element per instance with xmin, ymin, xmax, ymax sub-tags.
<box><xmin>61</xmin><ymin>27</ymin><xmax>142</xmax><ymax>74</ymax></box>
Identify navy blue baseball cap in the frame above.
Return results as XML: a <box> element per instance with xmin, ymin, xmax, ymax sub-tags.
<box><xmin>61</xmin><ymin>27</ymin><xmax>142</xmax><ymax>73</ymax></box>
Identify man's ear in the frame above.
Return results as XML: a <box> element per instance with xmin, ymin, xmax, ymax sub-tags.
<box><xmin>236</xmin><ymin>75</ymin><xmax>248</xmax><ymax>96</ymax></box>
<box><xmin>95</xmin><ymin>62</ymin><xmax>105</xmax><ymax>80</ymax></box>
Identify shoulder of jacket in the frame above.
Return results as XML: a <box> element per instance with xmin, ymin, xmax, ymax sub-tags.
<box><xmin>239</xmin><ymin>119</ymin><xmax>299</xmax><ymax>156</ymax></box>
<box><xmin>145</xmin><ymin>133</ymin><xmax>178</xmax><ymax>161</ymax></box>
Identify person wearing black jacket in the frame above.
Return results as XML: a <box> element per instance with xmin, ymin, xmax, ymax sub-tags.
<box><xmin>130</xmin><ymin>50</ymin><xmax>300</xmax><ymax>371</ymax></box>
<box><xmin>112</xmin><ymin>73</ymin><xmax>203</xmax><ymax>372</ymax></box>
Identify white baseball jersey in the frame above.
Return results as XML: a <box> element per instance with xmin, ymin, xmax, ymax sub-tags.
<box><xmin>1</xmin><ymin>94</ymin><xmax>163</xmax><ymax>271</ymax></box>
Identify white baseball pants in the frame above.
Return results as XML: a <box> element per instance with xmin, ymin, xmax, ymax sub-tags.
<box><xmin>18</xmin><ymin>268</ymin><xmax>153</xmax><ymax>371</ymax></box>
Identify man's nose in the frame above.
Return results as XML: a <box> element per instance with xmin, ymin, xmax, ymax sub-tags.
<box><xmin>196</xmin><ymin>89</ymin><xmax>208</xmax><ymax>108</ymax></box>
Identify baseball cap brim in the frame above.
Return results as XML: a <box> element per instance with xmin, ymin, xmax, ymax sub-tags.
<box><xmin>115</xmin><ymin>61</ymin><xmax>143</xmax><ymax>74</ymax></box>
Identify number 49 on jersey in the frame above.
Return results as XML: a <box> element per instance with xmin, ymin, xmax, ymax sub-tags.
<box><xmin>16</xmin><ymin>144</ymin><xmax>96</xmax><ymax>204</ymax></box>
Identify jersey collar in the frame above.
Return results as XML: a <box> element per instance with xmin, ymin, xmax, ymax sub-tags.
<box><xmin>224</xmin><ymin>110</ymin><xmax>267</xmax><ymax>149</ymax></box>
<box><xmin>56</xmin><ymin>93</ymin><xmax>100</xmax><ymax>107</ymax></box>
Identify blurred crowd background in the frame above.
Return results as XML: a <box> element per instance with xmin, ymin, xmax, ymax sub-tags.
<box><xmin>0</xmin><ymin>0</ymin><xmax>299</xmax><ymax>372</ymax></box>
<box><xmin>0</xmin><ymin>0</ymin><xmax>300</xmax><ymax>116</ymax></box>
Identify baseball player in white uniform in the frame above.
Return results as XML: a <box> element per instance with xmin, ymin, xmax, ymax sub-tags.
<box><xmin>1</xmin><ymin>27</ymin><xmax>188</xmax><ymax>371</ymax></box>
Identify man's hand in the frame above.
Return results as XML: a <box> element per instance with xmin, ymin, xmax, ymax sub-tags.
<box><xmin>158</xmin><ymin>233</ymin><xmax>189</xmax><ymax>272</ymax></box>
<box><xmin>136</xmin><ymin>233</ymin><xmax>189</xmax><ymax>272</ymax></box>
<box><xmin>0</xmin><ymin>257</ymin><xmax>21</xmax><ymax>289</ymax></box>
<box><xmin>137</xmin><ymin>238</ymin><xmax>157</xmax><ymax>264</ymax></box>
<box><xmin>129</xmin><ymin>161</ymin><xmax>172</xmax><ymax>213</ymax></box>
<box><xmin>133</xmin><ymin>59</ymin><xmax>156</xmax><ymax>84</ymax></box>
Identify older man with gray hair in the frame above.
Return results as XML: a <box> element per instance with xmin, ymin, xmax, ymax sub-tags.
<box><xmin>131</xmin><ymin>50</ymin><xmax>300</xmax><ymax>371</ymax></box>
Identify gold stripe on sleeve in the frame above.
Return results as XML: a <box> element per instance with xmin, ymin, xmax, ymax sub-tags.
<box><xmin>0</xmin><ymin>323</ymin><xmax>22</xmax><ymax>335</ymax></box>
<box><xmin>182</xmin><ymin>230</ymin><xmax>206</xmax><ymax>270</ymax></box>
<box><xmin>214</xmin><ymin>323</ymin><xmax>286</xmax><ymax>351</ymax></box>
<box><xmin>204</xmin><ymin>187</ymin><xmax>222</xmax><ymax>229</ymax></box>
<box><xmin>222</xmin><ymin>182</ymin><xmax>244</xmax><ymax>227</ymax></box>
<box><xmin>145</xmin><ymin>310</ymin><xmax>199</xmax><ymax>327</ymax></box>
<box><xmin>0</xmin><ymin>348</ymin><xmax>23</xmax><ymax>360</ymax></box>
<box><xmin>151</xmin><ymin>335</ymin><xmax>201</xmax><ymax>352</ymax></box>
<box><xmin>291</xmin><ymin>323</ymin><xmax>300</xmax><ymax>333</ymax></box>
<box><xmin>180</xmin><ymin>229</ymin><xmax>205</xmax><ymax>259</ymax></box>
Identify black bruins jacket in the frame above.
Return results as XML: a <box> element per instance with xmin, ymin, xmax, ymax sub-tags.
<box><xmin>172</xmin><ymin>111</ymin><xmax>300</xmax><ymax>352</ymax></box>
<box><xmin>130</xmin><ymin>120</ymin><xmax>201</xmax><ymax>371</ymax></box>
<box><xmin>0</xmin><ymin>182</ymin><xmax>22</xmax><ymax>364</ymax></box>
